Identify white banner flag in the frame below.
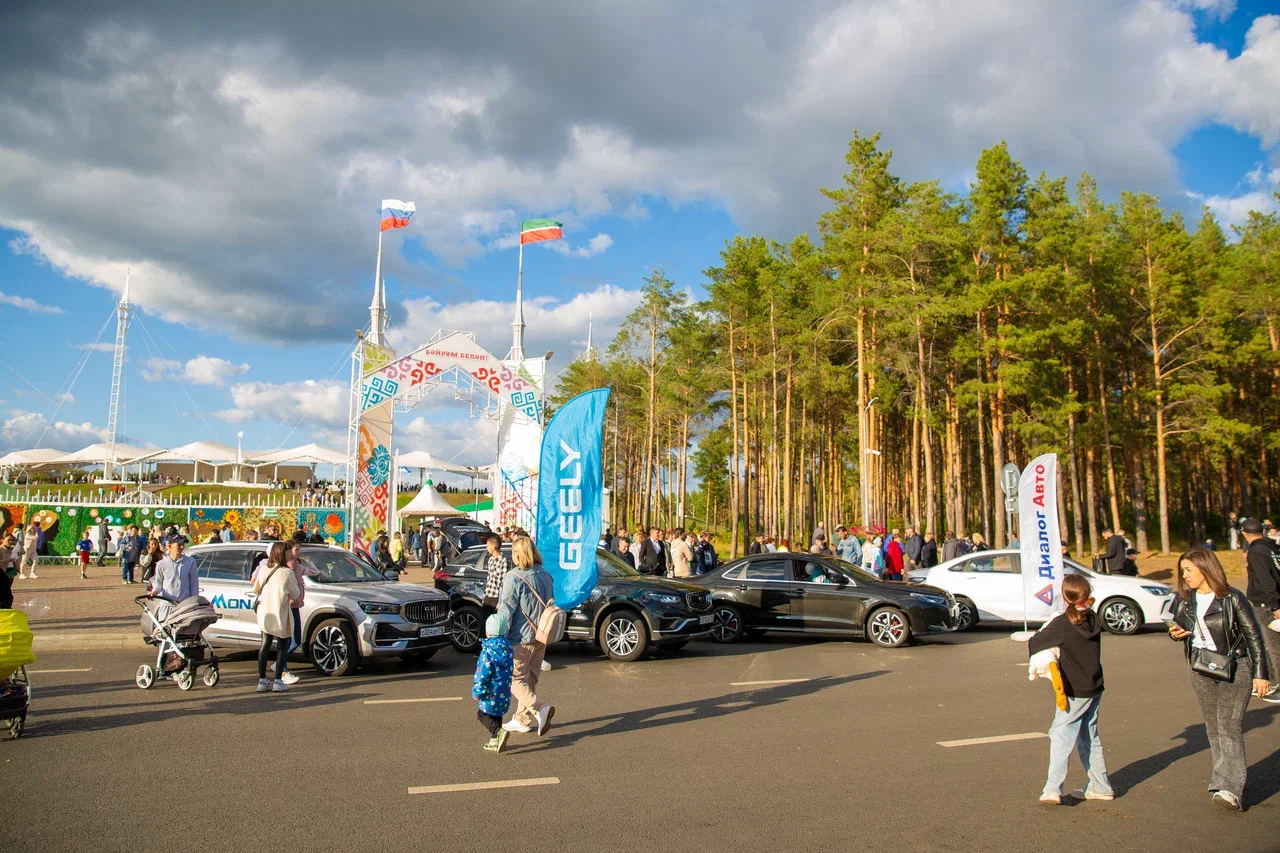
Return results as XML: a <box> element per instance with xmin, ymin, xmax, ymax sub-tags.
<box><xmin>1018</xmin><ymin>453</ymin><xmax>1064</xmax><ymax>623</ymax></box>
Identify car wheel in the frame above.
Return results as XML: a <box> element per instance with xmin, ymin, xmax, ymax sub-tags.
<box><xmin>867</xmin><ymin>607</ymin><xmax>911</xmax><ymax>648</ymax></box>
<box><xmin>310</xmin><ymin>618</ymin><xmax>360</xmax><ymax>676</ymax></box>
<box><xmin>953</xmin><ymin>596</ymin><xmax>978</xmax><ymax>631</ymax></box>
<box><xmin>710</xmin><ymin>604</ymin><xmax>745</xmax><ymax>643</ymax></box>
<box><xmin>600</xmin><ymin>609</ymin><xmax>649</xmax><ymax>662</ymax></box>
<box><xmin>400</xmin><ymin>648</ymin><xmax>439</xmax><ymax>665</ymax></box>
<box><xmin>1099</xmin><ymin>597</ymin><xmax>1141</xmax><ymax>635</ymax></box>
<box><xmin>450</xmin><ymin>605</ymin><xmax>483</xmax><ymax>654</ymax></box>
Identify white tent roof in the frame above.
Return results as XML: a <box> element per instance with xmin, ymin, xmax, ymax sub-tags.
<box><xmin>53</xmin><ymin>443</ymin><xmax>158</xmax><ymax>464</ymax></box>
<box><xmin>397</xmin><ymin>483</ymin><xmax>466</xmax><ymax>517</ymax></box>
<box><xmin>151</xmin><ymin>441</ymin><xmax>241</xmax><ymax>463</ymax></box>
<box><xmin>0</xmin><ymin>448</ymin><xmax>68</xmax><ymax>467</ymax></box>
<box><xmin>250</xmin><ymin>443</ymin><xmax>348</xmax><ymax>466</ymax></box>
<box><xmin>396</xmin><ymin>450</ymin><xmax>481</xmax><ymax>476</ymax></box>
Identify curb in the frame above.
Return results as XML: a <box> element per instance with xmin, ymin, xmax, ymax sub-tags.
<box><xmin>33</xmin><ymin>633</ymin><xmax>148</xmax><ymax>651</ymax></box>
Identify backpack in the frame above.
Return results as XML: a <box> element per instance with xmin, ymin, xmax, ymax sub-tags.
<box><xmin>517</xmin><ymin>574</ymin><xmax>566</xmax><ymax>645</ymax></box>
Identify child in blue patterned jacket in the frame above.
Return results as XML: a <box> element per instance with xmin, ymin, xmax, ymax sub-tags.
<box><xmin>473</xmin><ymin>613</ymin><xmax>515</xmax><ymax>753</ymax></box>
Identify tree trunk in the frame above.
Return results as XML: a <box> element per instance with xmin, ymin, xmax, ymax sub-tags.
<box><xmin>1066</xmin><ymin>372</ymin><xmax>1086</xmax><ymax>558</ymax></box>
<box><xmin>1085</xmin><ymin>445</ymin><xmax>1100</xmax><ymax>555</ymax></box>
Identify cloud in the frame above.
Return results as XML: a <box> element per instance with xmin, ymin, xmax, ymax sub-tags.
<box><xmin>399</xmin><ymin>415</ymin><xmax>497</xmax><ymax>469</ymax></box>
<box><xmin>0</xmin><ymin>409</ymin><xmax>105</xmax><ymax>454</ymax></box>
<box><xmin>213</xmin><ymin>379</ymin><xmax>349</xmax><ymax>428</ymax></box>
<box><xmin>141</xmin><ymin>355</ymin><xmax>249</xmax><ymax>386</ymax></box>
<box><xmin>74</xmin><ymin>342</ymin><xmax>116</xmax><ymax>352</ymax></box>
<box><xmin>550</xmin><ymin>232</ymin><xmax>613</xmax><ymax>258</ymax></box>
<box><xmin>389</xmin><ymin>282</ymin><xmax>641</xmax><ymax>367</ymax></box>
<box><xmin>0</xmin><ymin>1</ymin><xmax>1278</xmax><ymax>346</ymax></box>
<box><xmin>0</xmin><ymin>289</ymin><xmax>62</xmax><ymax>315</ymax></box>
<box><xmin>1187</xmin><ymin>163</ymin><xmax>1280</xmax><ymax>229</ymax></box>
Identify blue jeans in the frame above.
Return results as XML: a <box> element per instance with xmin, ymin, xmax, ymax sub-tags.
<box><xmin>1043</xmin><ymin>695</ymin><xmax>1113</xmax><ymax>798</ymax></box>
<box><xmin>287</xmin><ymin>607</ymin><xmax>302</xmax><ymax>659</ymax></box>
<box><xmin>121</xmin><ymin>561</ymin><xmax>135</xmax><ymax>583</ymax></box>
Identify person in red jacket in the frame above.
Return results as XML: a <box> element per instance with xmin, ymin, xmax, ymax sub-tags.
<box><xmin>884</xmin><ymin>533</ymin><xmax>905</xmax><ymax>580</ymax></box>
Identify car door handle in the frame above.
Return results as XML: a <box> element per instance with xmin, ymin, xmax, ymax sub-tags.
<box><xmin>737</xmin><ymin>585</ymin><xmax>748</xmax><ymax>592</ymax></box>
<box><xmin>793</xmin><ymin>590</ymin><xmax>805</xmax><ymax>597</ymax></box>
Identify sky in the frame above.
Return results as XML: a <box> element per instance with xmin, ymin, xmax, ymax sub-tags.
<box><xmin>1</xmin><ymin>0</ymin><xmax>1278</xmax><ymax>471</ymax></box>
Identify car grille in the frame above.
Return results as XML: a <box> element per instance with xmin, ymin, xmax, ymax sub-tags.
<box><xmin>374</xmin><ymin>623</ymin><xmax>420</xmax><ymax>641</ymax></box>
<box><xmin>685</xmin><ymin>592</ymin><xmax>711</xmax><ymax>612</ymax></box>
<box><xmin>404</xmin><ymin>600</ymin><xmax>449</xmax><ymax>624</ymax></box>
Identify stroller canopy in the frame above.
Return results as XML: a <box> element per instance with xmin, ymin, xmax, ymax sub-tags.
<box><xmin>0</xmin><ymin>610</ymin><xmax>36</xmax><ymax>680</ymax></box>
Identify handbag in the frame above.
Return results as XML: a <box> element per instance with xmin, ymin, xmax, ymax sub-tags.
<box><xmin>1189</xmin><ymin>599</ymin><xmax>1237</xmax><ymax>682</ymax></box>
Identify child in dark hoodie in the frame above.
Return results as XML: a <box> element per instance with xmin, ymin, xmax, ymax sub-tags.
<box><xmin>473</xmin><ymin>613</ymin><xmax>514</xmax><ymax>753</ymax></box>
<box><xmin>1028</xmin><ymin>574</ymin><xmax>1114</xmax><ymax>804</ymax></box>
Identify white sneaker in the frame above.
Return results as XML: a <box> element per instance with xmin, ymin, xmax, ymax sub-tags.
<box><xmin>17</xmin><ymin>574</ymin><xmax>26</xmax><ymax>580</ymax></box>
<box><xmin>1039</xmin><ymin>792</ymin><xmax>1061</xmax><ymax>805</ymax></box>
<box><xmin>280</xmin><ymin>671</ymin><xmax>300</xmax><ymax>686</ymax></box>
<box><xmin>536</xmin><ymin>704</ymin><xmax>555</xmax><ymax>736</ymax></box>
<box><xmin>502</xmin><ymin>718</ymin><xmax>533</xmax><ymax>733</ymax></box>
<box><xmin>540</xmin><ymin>659</ymin><xmax>552</xmax><ymax>672</ymax></box>
<box><xmin>272</xmin><ymin>679</ymin><xmax>288</xmax><ymax>693</ymax></box>
<box><xmin>29</xmin><ymin>573</ymin><xmax>38</xmax><ymax>578</ymax></box>
<box><xmin>1070</xmin><ymin>787</ymin><xmax>1115</xmax><ymax>801</ymax></box>
<box><xmin>256</xmin><ymin>678</ymin><xmax>271</xmax><ymax>692</ymax></box>
<box><xmin>1212</xmin><ymin>790</ymin><xmax>1241</xmax><ymax>810</ymax></box>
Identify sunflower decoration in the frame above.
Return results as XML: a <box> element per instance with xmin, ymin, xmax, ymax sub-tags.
<box><xmin>194</xmin><ymin>509</ymin><xmax>205</xmax><ymax>519</ymax></box>
<box><xmin>224</xmin><ymin>509</ymin><xmax>241</xmax><ymax>526</ymax></box>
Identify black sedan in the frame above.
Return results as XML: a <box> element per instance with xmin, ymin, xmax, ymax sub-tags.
<box><xmin>698</xmin><ymin>553</ymin><xmax>955</xmax><ymax>648</ymax></box>
<box><xmin>436</xmin><ymin>546</ymin><xmax>715</xmax><ymax>661</ymax></box>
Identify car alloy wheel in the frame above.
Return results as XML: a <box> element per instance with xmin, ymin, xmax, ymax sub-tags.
<box><xmin>312</xmin><ymin>624</ymin><xmax>349</xmax><ymax>674</ymax></box>
<box><xmin>1100</xmin><ymin>599</ymin><xmax>1140</xmax><ymax>635</ymax></box>
<box><xmin>451</xmin><ymin>608</ymin><xmax>482</xmax><ymax>652</ymax></box>
<box><xmin>605</xmin><ymin>615</ymin><xmax>641</xmax><ymax>658</ymax></box>
<box><xmin>711</xmin><ymin>605</ymin><xmax>743</xmax><ymax>642</ymax></box>
<box><xmin>953</xmin><ymin>598</ymin><xmax>976</xmax><ymax>631</ymax></box>
<box><xmin>868</xmin><ymin>608</ymin><xmax>909</xmax><ymax>647</ymax></box>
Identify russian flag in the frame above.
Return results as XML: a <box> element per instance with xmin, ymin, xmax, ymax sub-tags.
<box><xmin>380</xmin><ymin>199</ymin><xmax>416</xmax><ymax>232</ymax></box>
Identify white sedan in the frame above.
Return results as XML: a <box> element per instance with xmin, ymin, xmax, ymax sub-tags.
<box><xmin>905</xmin><ymin>549</ymin><xmax>1175</xmax><ymax>635</ymax></box>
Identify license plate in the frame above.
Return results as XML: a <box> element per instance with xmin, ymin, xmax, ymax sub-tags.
<box><xmin>419</xmin><ymin>626</ymin><xmax>444</xmax><ymax>638</ymax></box>
<box><xmin>699</xmin><ymin>614</ymin><xmax>715</xmax><ymax>625</ymax></box>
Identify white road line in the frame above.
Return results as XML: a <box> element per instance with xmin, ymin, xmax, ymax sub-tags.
<box><xmin>365</xmin><ymin>697</ymin><xmax>465</xmax><ymax>705</ymax></box>
<box><xmin>729</xmin><ymin>678</ymin><xmax>809</xmax><ymax>686</ymax></box>
<box><xmin>937</xmin><ymin>732</ymin><xmax>1048</xmax><ymax>748</ymax></box>
<box><xmin>27</xmin><ymin>668</ymin><xmax>92</xmax><ymax>674</ymax></box>
<box><xmin>408</xmin><ymin>777</ymin><xmax>560</xmax><ymax>795</ymax></box>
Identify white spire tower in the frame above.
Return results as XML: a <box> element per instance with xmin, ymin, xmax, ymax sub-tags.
<box><xmin>508</xmin><ymin>240</ymin><xmax>526</xmax><ymax>362</ymax></box>
<box><xmin>585</xmin><ymin>309</ymin><xmax>595</xmax><ymax>359</ymax></box>
<box><xmin>104</xmin><ymin>270</ymin><xmax>133</xmax><ymax>481</ymax></box>
<box><xmin>369</xmin><ymin>234</ymin><xmax>387</xmax><ymax>346</ymax></box>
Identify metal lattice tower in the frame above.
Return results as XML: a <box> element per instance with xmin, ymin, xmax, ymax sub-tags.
<box><xmin>104</xmin><ymin>271</ymin><xmax>133</xmax><ymax>480</ymax></box>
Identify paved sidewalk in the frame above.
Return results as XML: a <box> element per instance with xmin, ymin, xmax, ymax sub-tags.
<box><xmin>11</xmin><ymin>561</ymin><xmax>147</xmax><ymax>650</ymax></box>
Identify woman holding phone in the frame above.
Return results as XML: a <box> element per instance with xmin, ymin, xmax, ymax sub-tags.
<box><xmin>1168</xmin><ymin>548</ymin><xmax>1270</xmax><ymax>810</ymax></box>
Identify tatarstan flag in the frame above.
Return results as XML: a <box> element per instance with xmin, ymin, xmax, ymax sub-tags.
<box><xmin>520</xmin><ymin>218</ymin><xmax>563</xmax><ymax>244</ymax></box>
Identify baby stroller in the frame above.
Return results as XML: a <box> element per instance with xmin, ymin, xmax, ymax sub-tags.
<box><xmin>135</xmin><ymin>595</ymin><xmax>221</xmax><ymax>690</ymax></box>
<box><xmin>0</xmin><ymin>609</ymin><xmax>35</xmax><ymax>738</ymax></box>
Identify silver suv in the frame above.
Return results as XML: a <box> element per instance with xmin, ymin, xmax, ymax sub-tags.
<box><xmin>187</xmin><ymin>541</ymin><xmax>452</xmax><ymax>676</ymax></box>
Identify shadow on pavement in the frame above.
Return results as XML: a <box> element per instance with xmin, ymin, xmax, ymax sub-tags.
<box><xmin>505</xmin><ymin>670</ymin><xmax>887</xmax><ymax>754</ymax></box>
<box><xmin>1109</xmin><ymin>705</ymin><xmax>1280</xmax><ymax>802</ymax></box>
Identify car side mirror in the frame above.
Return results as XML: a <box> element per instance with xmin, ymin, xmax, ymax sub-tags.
<box><xmin>829</xmin><ymin>571</ymin><xmax>848</xmax><ymax>586</ymax></box>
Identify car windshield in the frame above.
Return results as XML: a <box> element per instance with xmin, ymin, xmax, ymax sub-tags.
<box><xmin>303</xmin><ymin>548</ymin><xmax>388</xmax><ymax>583</ymax></box>
<box><xmin>828</xmin><ymin>558</ymin><xmax>885</xmax><ymax>584</ymax></box>
<box><xmin>596</xmin><ymin>548</ymin><xmax>640</xmax><ymax>578</ymax></box>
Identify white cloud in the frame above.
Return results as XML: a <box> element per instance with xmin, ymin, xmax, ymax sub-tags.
<box><xmin>0</xmin><ymin>1</ymin><xmax>1278</xmax><ymax>346</ymax></box>
<box><xmin>74</xmin><ymin>342</ymin><xmax>116</xmax><ymax>352</ymax></box>
<box><xmin>141</xmin><ymin>355</ymin><xmax>250</xmax><ymax>386</ymax></box>
<box><xmin>0</xmin><ymin>409</ymin><xmax>105</xmax><ymax>454</ymax></box>
<box><xmin>1187</xmin><ymin>163</ymin><xmax>1280</xmax><ymax>228</ymax></box>
<box><xmin>550</xmin><ymin>232</ymin><xmax>613</xmax><ymax>258</ymax></box>
<box><xmin>0</xmin><ymin>290</ymin><xmax>62</xmax><ymax>315</ymax></box>
<box><xmin>389</xmin><ymin>282</ymin><xmax>641</xmax><ymax>368</ymax></box>
<box><xmin>215</xmin><ymin>379</ymin><xmax>349</xmax><ymax>428</ymax></box>
<box><xmin>399</xmin><ymin>415</ymin><xmax>497</xmax><ymax>469</ymax></box>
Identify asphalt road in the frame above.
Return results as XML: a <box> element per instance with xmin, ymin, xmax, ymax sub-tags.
<box><xmin>2</xmin><ymin>627</ymin><xmax>1277</xmax><ymax>853</ymax></box>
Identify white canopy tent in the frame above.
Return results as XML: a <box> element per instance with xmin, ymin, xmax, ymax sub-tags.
<box><xmin>249</xmin><ymin>443</ymin><xmax>348</xmax><ymax>466</ymax></box>
<box><xmin>151</xmin><ymin>440</ymin><xmax>243</xmax><ymax>483</ymax></box>
<box><xmin>0</xmin><ymin>448</ymin><xmax>69</xmax><ymax>467</ymax></box>
<box><xmin>397</xmin><ymin>482</ymin><xmax>466</xmax><ymax>518</ymax></box>
<box><xmin>395</xmin><ymin>450</ymin><xmax>481</xmax><ymax>476</ymax></box>
<box><xmin>53</xmin><ymin>442</ymin><xmax>157</xmax><ymax>464</ymax></box>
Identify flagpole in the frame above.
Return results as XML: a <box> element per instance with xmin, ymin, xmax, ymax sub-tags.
<box><xmin>370</xmin><ymin>228</ymin><xmax>385</xmax><ymax>346</ymax></box>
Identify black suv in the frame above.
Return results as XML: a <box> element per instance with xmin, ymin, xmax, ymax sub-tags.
<box><xmin>698</xmin><ymin>553</ymin><xmax>955</xmax><ymax>648</ymax></box>
<box><xmin>436</xmin><ymin>545</ymin><xmax>714</xmax><ymax>661</ymax></box>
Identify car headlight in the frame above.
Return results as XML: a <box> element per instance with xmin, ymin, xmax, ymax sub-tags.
<box><xmin>910</xmin><ymin>592</ymin><xmax>947</xmax><ymax>606</ymax></box>
<box><xmin>358</xmin><ymin>601</ymin><xmax>401</xmax><ymax>615</ymax></box>
<box><xmin>643</xmin><ymin>592</ymin><xmax>682</xmax><ymax>605</ymax></box>
<box><xmin>1141</xmin><ymin>586</ymin><xmax>1172</xmax><ymax>597</ymax></box>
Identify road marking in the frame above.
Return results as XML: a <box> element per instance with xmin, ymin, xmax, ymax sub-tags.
<box><xmin>27</xmin><ymin>668</ymin><xmax>92</xmax><ymax>674</ymax></box>
<box><xmin>937</xmin><ymin>732</ymin><xmax>1048</xmax><ymax>748</ymax></box>
<box><xmin>365</xmin><ymin>697</ymin><xmax>465</xmax><ymax>705</ymax></box>
<box><xmin>730</xmin><ymin>678</ymin><xmax>809</xmax><ymax>686</ymax></box>
<box><xmin>408</xmin><ymin>777</ymin><xmax>560</xmax><ymax>795</ymax></box>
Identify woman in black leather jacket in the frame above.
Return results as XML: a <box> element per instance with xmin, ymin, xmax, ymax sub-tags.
<box><xmin>1168</xmin><ymin>548</ymin><xmax>1271</xmax><ymax>810</ymax></box>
